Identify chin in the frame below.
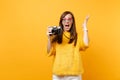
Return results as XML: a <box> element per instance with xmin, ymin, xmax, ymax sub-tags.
<box><xmin>64</xmin><ymin>27</ymin><xmax>70</xmax><ymax>31</ymax></box>
<box><xmin>64</xmin><ymin>29</ymin><xmax>70</xmax><ymax>32</ymax></box>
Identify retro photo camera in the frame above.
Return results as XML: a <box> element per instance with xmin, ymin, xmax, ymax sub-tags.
<box><xmin>48</xmin><ymin>26</ymin><xmax>62</xmax><ymax>35</ymax></box>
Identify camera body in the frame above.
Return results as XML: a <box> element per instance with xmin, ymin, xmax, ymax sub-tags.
<box><xmin>49</xmin><ymin>26</ymin><xmax>61</xmax><ymax>35</ymax></box>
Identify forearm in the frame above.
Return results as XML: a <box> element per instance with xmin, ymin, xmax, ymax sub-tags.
<box><xmin>47</xmin><ymin>36</ymin><xmax>52</xmax><ymax>53</ymax></box>
<box><xmin>83</xmin><ymin>30</ymin><xmax>89</xmax><ymax>46</ymax></box>
<box><xmin>82</xmin><ymin>15</ymin><xmax>89</xmax><ymax>46</ymax></box>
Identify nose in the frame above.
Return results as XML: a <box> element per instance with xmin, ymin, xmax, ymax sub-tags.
<box><xmin>66</xmin><ymin>21</ymin><xmax>69</xmax><ymax>24</ymax></box>
<box><xmin>66</xmin><ymin>20</ymin><xmax>69</xmax><ymax>22</ymax></box>
<box><xmin>64</xmin><ymin>20</ymin><xmax>70</xmax><ymax>23</ymax></box>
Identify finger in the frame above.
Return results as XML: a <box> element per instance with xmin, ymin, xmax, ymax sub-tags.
<box><xmin>86</xmin><ymin>15</ymin><xmax>90</xmax><ymax>21</ymax></box>
<box><xmin>48</xmin><ymin>27</ymin><xmax>53</xmax><ymax>33</ymax></box>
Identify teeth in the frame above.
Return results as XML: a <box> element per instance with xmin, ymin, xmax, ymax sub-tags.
<box><xmin>65</xmin><ymin>25</ymin><xmax>69</xmax><ymax>27</ymax></box>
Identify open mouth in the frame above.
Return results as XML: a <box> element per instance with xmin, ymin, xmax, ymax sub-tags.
<box><xmin>65</xmin><ymin>25</ymin><xmax>69</xmax><ymax>27</ymax></box>
<box><xmin>63</xmin><ymin>24</ymin><xmax>72</xmax><ymax>31</ymax></box>
<box><xmin>64</xmin><ymin>25</ymin><xmax>70</xmax><ymax>31</ymax></box>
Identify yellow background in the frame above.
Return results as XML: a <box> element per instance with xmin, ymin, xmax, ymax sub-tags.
<box><xmin>0</xmin><ymin>0</ymin><xmax>120</xmax><ymax>80</ymax></box>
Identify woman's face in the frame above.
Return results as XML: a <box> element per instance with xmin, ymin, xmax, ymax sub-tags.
<box><xmin>62</xmin><ymin>14</ymin><xmax>73</xmax><ymax>32</ymax></box>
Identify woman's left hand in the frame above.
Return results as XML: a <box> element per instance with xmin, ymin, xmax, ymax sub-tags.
<box><xmin>82</xmin><ymin>15</ymin><xmax>90</xmax><ymax>30</ymax></box>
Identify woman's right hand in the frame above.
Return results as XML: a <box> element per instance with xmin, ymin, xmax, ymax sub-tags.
<box><xmin>47</xmin><ymin>27</ymin><xmax>54</xmax><ymax>53</ymax></box>
<box><xmin>47</xmin><ymin>27</ymin><xmax>53</xmax><ymax>37</ymax></box>
<box><xmin>47</xmin><ymin>26</ymin><xmax>56</xmax><ymax>41</ymax></box>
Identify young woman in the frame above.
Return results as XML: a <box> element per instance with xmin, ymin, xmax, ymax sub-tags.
<box><xmin>47</xmin><ymin>11</ymin><xmax>89</xmax><ymax>80</ymax></box>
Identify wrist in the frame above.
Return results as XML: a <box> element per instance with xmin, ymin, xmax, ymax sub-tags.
<box><xmin>83</xmin><ymin>30</ymin><xmax>88</xmax><ymax>32</ymax></box>
<box><xmin>83</xmin><ymin>27</ymin><xmax>88</xmax><ymax>31</ymax></box>
<box><xmin>48</xmin><ymin>36</ymin><xmax>51</xmax><ymax>40</ymax></box>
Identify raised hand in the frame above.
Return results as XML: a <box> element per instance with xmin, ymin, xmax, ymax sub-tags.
<box><xmin>82</xmin><ymin>15</ymin><xmax>90</xmax><ymax>31</ymax></box>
